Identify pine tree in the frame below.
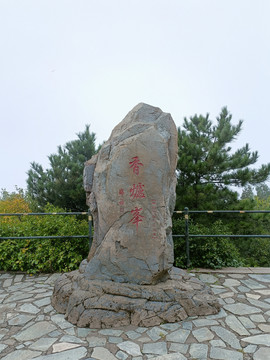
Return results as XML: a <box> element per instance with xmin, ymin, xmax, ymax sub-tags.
<box><xmin>176</xmin><ymin>107</ymin><xmax>270</xmax><ymax>210</ymax></box>
<box><xmin>255</xmin><ymin>183</ymin><xmax>270</xmax><ymax>200</ymax></box>
<box><xmin>241</xmin><ymin>185</ymin><xmax>254</xmax><ymax>200</ymax></box>
<box><xmin>27</xmin><ymin>125</ymin><xmax>97</xmax><ymax>211</ymax></box>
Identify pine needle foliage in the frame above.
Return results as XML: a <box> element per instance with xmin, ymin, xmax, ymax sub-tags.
<box><xmin>176</xmin><ymin>107</ymin><xmax>270</xmax><ymax>210</ymax></box>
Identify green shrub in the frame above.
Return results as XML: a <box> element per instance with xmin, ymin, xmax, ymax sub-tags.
<box><xmin>0</xmin><ymin>204</ymin><xmax>89</xmax><ymax>273</ymax></box>
<box><xmin>236</xmin><ymin>237</ymin><xmax>270</xmax><ymax>267</ymax></box>
<box><xmin>172</xmin><ymin>217</ymin><xmax>243</xmax><ymax>269</ymax></box>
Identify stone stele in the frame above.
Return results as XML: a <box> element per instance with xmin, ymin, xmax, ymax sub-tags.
<box><xmin>52</xmin><ymin>103</ymin><xmax>220</xmax><ymax>328</ymax></box>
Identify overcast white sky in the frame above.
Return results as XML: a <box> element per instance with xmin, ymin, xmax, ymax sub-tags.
<box><xmin>0</xmin><ymin>0</ymin><xmax>270</xmax><ymax>193</ymax></box>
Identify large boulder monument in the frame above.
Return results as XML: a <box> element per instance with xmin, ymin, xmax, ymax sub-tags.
<box><xmin>52</xmin><ymin>103</ymin><xmax>220</xmax><ymax>328</ymax></box>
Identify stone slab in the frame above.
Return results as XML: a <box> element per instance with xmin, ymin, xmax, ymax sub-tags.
<box><xmin>1</xmin><ymin>350</ymin><xmax>42</xmax><ymax>360</ymax></box>
<box><xmin>223</xmin><ymin>303</ymin><xmax>262</xmax><ymax>315</ymax></box>
<box><xmin>60</xmin><ymin>335</ymin><xmax>85</xmax><ymax>344</ymax></box>
<box><xmin>31</xmin><ymin>347</ymin><xmax>87</xmax><ymax>360</ymax></box>
<box><xmin>223</xmin><ymin>279</ymin><xmax>241</xmax><ymax>287</ymax></box>
<box><xmin>189</xmin><ymin>343</ymin><xmax>208</xmax><ymax>360</ymax></box>
<box><xmin>52</xmin><ymin>342</ymin><xmax>80</xmax><ymax>352</ymax></box>
<box><xmin>210</xmin><ymin>347</ymin><xmax>243</xmax><ymax>360</ymax></box>
<box><xmin>166</xmin><ymin>329</ymin><xmax>190</xmax><ymax>343</ymax></box>
<box><xmin>249</xmin><ymin>314</ymin><xmax>266</xmax><ymax>323</ymax></box>
<box><xmin>242</xmin><ymin>334</ymin><xmax>270</xmax><ymax>346</ymax></box>
<box><xmin>29</xmin><ymin>337</ymin><xmax>57</xmax><ymax>351</ymax></box>
<box><xmin>198</xmin><ymin>274</ymin><xmax>218</xmax><ymax>284</ymax></box>
<box><xmin>254</xmin><ymin>347</ymin><xmax>270</xmax><ymax>360</ymax></box>
<box><xmin>249</xmin><ymin>268</ymin><xmax>270</xmax><ymax>274</ymax></box>
<box><xmin>13</xmin><ymin>322</ymin><xmax>57</xmax><ymax>341</ymax></box>
<box><xmin>143</xmin><ymin>342</ymin><xmax>167</xmax><ymax>355</ymax></box>
<box><xmin>193</xmin><ymin>267</ymin><xmax>270</xmax><ymax>274</ymax></box>
<box><xmin>211</xmin><ymin>326</ymin><xmax>241</xmax><ymax>349</ymax></box>
<box><xmin>116</xmin><ymin>350</ymin><xmax>128</xmax><ymax>360</ymax></box>
<box><xmin>247</xmin><ymin>298</ymin><xmax>270</xmax><ymax>309</ymax></box>
<box><xmin>0</xmin><ymin>344</ymin><xmax>8</xmax><ymax>353</ymax></box>
<box><xmin>244</xmin><ymin>344</ymin><xmax>257</xmax><ymax>353</ymax></box>
<box><xmin>192</xmin><ymin>327</ymin><xmax>214</xmax><ymax>341</ymax></box>
<box><xmin>8</xmin><ymin>314</ymin><xmax>35</xmax><ymax>326</ymax></box>
<box><xmin>210</xmin><ymin>339</ymin><xmax>226</xmax><ymax>347</ymax></box>
<box><xmin>225</xmin><ymin>315</ymin><xmax>250</xmax><ymax>335</ymax></box>
<box><xmin>241</xmin><ymin>279</ymin><xmax>266</xmax><ymax>290</ymax></box>
<box><xmin>109</xmin><ymin>336</ymin><xmax>124</xmax><ymax>344</ymax></box>
<box><xmin>194</xmin><ymin>267</ymin><xmax>252</xmax><ymax>274</ymax></box>
<box><xmin>152</xmin><ymin>354</ymin><xmax>187</xmax><ymax>360</ymax></box>
<box><xmin>169</xmin><ymin>343</ymin><xmax>188</xmax><ymax>353</ymax></box>
<box><xmin>19</xmin><ymin>303</ymin><xmax>40</xmax><ymax>314</ymax></box>
<box><xmin>146</xmin><ymin>327</ymin><xmax>167</xmax><ymax>341</ymax></box>
<box><xmin>87</xmin><ymin>336</ymin><xmax>106</xmax><ymax>347</ymax></box>
<box><xmin>117</xmin><ymin>341</ymin><xmax>142</xmax><ymax>356</ymax></box>
<box><xmin>99</xmin><ymin>329</ymin><xmax>123</xmax><ymax>336</ymax></box>
<box><xmin>258</xmin><ymin>323</ymin><xmax>270</xmax><ymax>332</ymax></box>
<box><xmin>192</xmin><ymin>319</ymin><xmax>219</xmax><ymax>327</ymax></box>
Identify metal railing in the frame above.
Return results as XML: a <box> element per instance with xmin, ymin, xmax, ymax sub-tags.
<box><xmin>0</xmin><ymin>210</ymin><xmax>93</xmax><ymax>249</ymax></box>
<box><xmin>1</xmin><ymin>208</ymin><xmax>270</xmax><ymax>269</ymax></box>
<box><xmin>173</xmin><ymin>208</ymin><xmax>270</xmax><ymax>267</ymax></box>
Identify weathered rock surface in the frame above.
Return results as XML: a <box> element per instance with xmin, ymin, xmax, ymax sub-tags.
<box><xmin>84</xmin><ymin>103</ymin><xmax>178</xmax><ymax>285</ymax></box>
<box><xmin>52</xmin><ymin>267</ymin><xmax>220</xmax><ymax>328</ymax></box>
<box><xmin>52</xmin><ymin>103</ymin><xmax>221</xmax><ymax>328</ymax></box>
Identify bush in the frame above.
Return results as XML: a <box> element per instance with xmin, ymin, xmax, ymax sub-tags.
<box><xmin>172</xmin><ymin>216</ymin><xmax>243</xmax><ymax>269</ymax></box>
<box><xmin>223</xmin><ymin>197</ymin><xmax>270</xmax><ymax>267</ymax></box>
<box><xmin>0</xmin><ymin>188</ymin><xmax>31</xmax><ymax>215</ymax></box>
<box><xmin>239</xmin><ymin>238</ymin><xmax>270</xmax><ymax>267</ymax></box>
<box><xmin>0</xmin><ymin>204</ymin><xmax>89</xmax><ymax>273</ymax></box>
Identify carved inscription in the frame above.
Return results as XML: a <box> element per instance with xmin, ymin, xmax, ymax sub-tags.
<box><xmin>129</xmin><ymin>156</ymin><xmax>143</xmax><ymax>175</ymax></box>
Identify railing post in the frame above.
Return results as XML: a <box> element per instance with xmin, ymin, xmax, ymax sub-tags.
<box><xmin>88</xmin><ymin>209</ymin><xmax>93</xmax><ymax>250</ymax></box>
<box><xmin>184</xmin><ymin>207</ymin><xmax>191</xmax><ymax>268</ymax></box>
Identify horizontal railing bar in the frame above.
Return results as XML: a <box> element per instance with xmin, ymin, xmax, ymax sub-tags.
<box><xmin>0</xmin><ymin>212</ymin><xmax>88</xmax><ymax>217</ymax></box>
<box><xmin>173</xmin><ymin>234</ymin><xmax>270</xmax><ymax>238</ymax></box>
<box><xmin>0</xmin><ymin>235</ymin><xmax>89</xmax><ymax>240</ymax></box>
<box><xmin>1</xmin><ymin>210</ymin><xmax>269</xmax><ymax>217</ymax></box>
<box><xmin>174</xmin><ymin>210</ymin><xmax>270</xmax><ymax>214</ymax></box>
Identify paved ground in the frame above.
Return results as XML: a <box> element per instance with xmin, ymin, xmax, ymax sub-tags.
<box><xmin>1</xmin><ymin>269</ymin><xmax>270</xmax><ymax>360</ymax></box>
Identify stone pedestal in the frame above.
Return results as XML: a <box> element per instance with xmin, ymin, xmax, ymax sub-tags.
<box><xmin>52</xmin><ymin>265</ymin><xmax>220</xmax><ymax>328</ymax></box>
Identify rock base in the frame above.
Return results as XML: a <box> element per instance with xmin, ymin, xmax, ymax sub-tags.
<box><xmin>52</xmin><ymin>264</ymin><xmax>221</xmax><ymax>329</ymax></box>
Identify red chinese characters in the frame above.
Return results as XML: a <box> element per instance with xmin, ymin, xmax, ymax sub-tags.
<box><xmin>128</xmin><ymin>156</ymin><xmax>146</xmax><ymax>231</ymax></box>
<box><xmin>129</xmin><ymin>156</ymin><xmax>143</xmax><ymax>176</ymax></box>
<box><xmin>129</xmin><ymin>207</ymin><xmax>144</xmax><ymax>231</ymax></box>
<box><xmin>130</xmin><ymin>183</ymin><xmax>145</xmax><ymax>200</ymax></box>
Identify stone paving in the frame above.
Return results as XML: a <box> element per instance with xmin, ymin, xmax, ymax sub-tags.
<box><xmin>1</xmin><ymin>269</ymin><xmax>270</xmax><ymax>360</ymax></box>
